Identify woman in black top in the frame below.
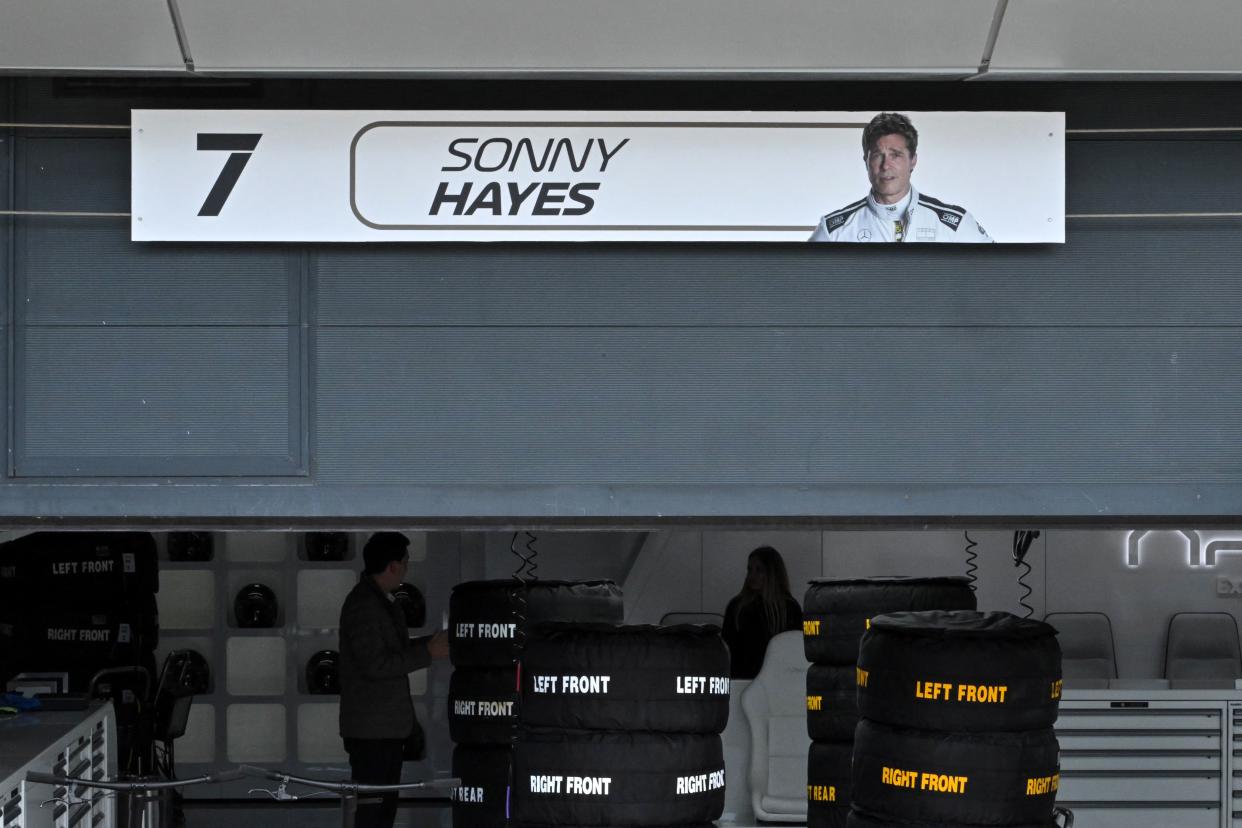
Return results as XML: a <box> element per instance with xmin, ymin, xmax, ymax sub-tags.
<box><xmin>722</xmin><ymin>545</ymin><xmax>802</xmax><ymax>679</ymax></box>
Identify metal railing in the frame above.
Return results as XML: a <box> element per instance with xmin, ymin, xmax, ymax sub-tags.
<box><xmin>239</xmin><ymin>765</ymin><xmax>460</xmax><ymax>828</ymax></box>
<box><xmin>25</xmin><ymin>769</ymin><xmax>243</xmax><ymax>828</ymax></box>
<box><xmin>26</xmin><ymin>766</ymin><xmax>461</xmax><ymax>828</ymax></box>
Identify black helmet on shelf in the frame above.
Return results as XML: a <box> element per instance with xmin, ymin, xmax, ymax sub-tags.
<box><xmin>162</xmin><ymin>648</ymin><xmax>211</xmax><ymax>695</ymax></box>
<box><xmin>167</xmin><ymin>532</ymin><xmax>214</xmax><ymax>562</ymax></box>
<box><xmin>234</xmin><ymin>583</ymin><xmax>279</xmax><ymax>628</ymax></box>
<box><xmin>305</xmin><ymin>532</ymin><xmax>350</xmax><ymax>562</ymax></box>
<box><xmin>306</xmin><ymin>649</ymin><xmax>340</xmax><ymax>695</ymax></box>
<box><xmin>392</xmin><ymin>582</ymin><xmax>426</xmax><ymax>628</ymax></box>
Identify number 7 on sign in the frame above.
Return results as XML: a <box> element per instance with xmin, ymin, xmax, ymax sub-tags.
<box><xmin>196</xmin><ymin>133</ymin><xmax>262</xmax><ymax>216</ymax></box>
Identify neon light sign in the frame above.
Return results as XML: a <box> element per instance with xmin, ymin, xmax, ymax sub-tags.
<box><xmin>1125</xmin><ymin>530</ymin><xmax>1242</xmax><ymax>568</ymax></box>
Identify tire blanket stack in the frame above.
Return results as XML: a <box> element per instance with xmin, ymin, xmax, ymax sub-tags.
<box><xmin>802</xmin><ymin>577</ymin><xmax>976</xmax><ymax>828</ymax></box>
<box><xmin>448</xmin><ymin>577</ymin><xmax>729</xmax><ymax>828</ymax></box>
<box><xmin>0</xmin><ymin>532</ymin><xmax>159</xmax><ymax>691</ymax></box>
<box><xmin>513</xmin><ymin>623</ymin><xmax>729</xmax><ymax>828</ymax></box>
<box><xmin>448</xmin><ymin>579</ymin><xmax>615</xmax><ymax>827</ymax></box>
<box><xmin>848</xmin><ymin>610</ymin><xmax>1063</xmax><ymax>828</ymax></box>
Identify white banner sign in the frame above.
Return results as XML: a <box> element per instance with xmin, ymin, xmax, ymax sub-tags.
<box><xmin>131</xmin><ymin>110</ymin><xmax>1064</xmax><ymax>243</ymax></box>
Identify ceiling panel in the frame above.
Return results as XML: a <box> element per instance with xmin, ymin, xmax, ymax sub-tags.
<box><xmin>179</xmin><ymin>0</ymin><xmax>997</xmax><ymax>75</ymax></box>
<box><xmin>990</xmin><ymin>0</ymin><xmax>1242</xmax><ymax>77</ymax></box>
<box><xmin>0</xmin><ymin>0</ymin><xmax>184</xmax><ymax>72</ymax></box>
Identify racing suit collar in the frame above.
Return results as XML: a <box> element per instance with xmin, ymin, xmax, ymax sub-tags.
<box><xmin>866</xmin><ymin>186</ymin><xmax>916</xmax><ymax>223</ymax></box>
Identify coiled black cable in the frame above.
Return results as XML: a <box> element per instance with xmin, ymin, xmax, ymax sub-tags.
<box><xmin>963</xmin><ymin>530</ymin><xmax>979</xmax><ymax>592</ymax></box>
<box><xmin>1012</xmin><ymin>530</ymin><xmax>1040</xmax><ymax>618</ymax></box>
<box><xmin>512</xmin><ymin>531</ymin><xmax>539</xmax><ymax>582</ymax></box>
<box><xmin>506</xmin><ymin>531</ymin><xmax>539</xmax><ymax>787</ymax></box>
<box><xmin>508</xmin><ymin>531</ymin><xmax>538</xmax><ymax>663</ymax></box>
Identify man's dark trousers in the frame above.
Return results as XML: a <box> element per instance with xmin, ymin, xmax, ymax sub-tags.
<box><xmin>345</xmin><ymin>737</ymin><xmax>405</xmax><ymax>828</ymax></box>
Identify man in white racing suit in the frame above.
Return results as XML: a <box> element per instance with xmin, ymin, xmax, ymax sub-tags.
<box><xmin>809</xmin><ymin>112</ymin><xmax>993</xmax><ymax>243</ymax></box>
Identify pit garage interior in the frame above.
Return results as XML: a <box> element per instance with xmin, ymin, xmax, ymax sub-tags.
<box><xmin>4</xmin><ymin>2</ymin><xmax>1242</xmax><ymax>828</ymax></box>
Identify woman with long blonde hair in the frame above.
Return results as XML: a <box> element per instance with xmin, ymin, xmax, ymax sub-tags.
<box><xmin>722</xmin><ymin>546</ymin><xmax>802</xmax><ymax>678</ymax></box>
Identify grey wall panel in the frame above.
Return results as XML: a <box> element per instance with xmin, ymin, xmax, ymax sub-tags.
<box><xmin>17</xmin><ymin>136</ymin><xmax>296</xmax><ymax>324</ymax></box>
<box><xmin>11</xmin><ymin>130</ymin><xmax>306</xmax><ymax>478</ymax></box>
<box><xmin>17</xmin><ymin>136</ymin><xmax>129</xmax><ymax>213</ymax></box>
<box><xmin>0</xmin><ymin>325</ymin><xmax>6</xmax><ymax>481</ymax></box>
<box><xmin>4</xmin><ymin>79</ymin><xmax>1242</xmax><ymax>522</ymax></box>
<box><xmin>1068</xmin><ymin>140</ymin><xmax>1242</xmax><ymax>214</ymax></box>
<box><xmin>15</xmin><ymin>327</ymin><xmax>301</xmax><ymax>476</ymax></box>
<box><xmin>21</xmin><ymin>221</ymin><xmax>298</xmax><ymax>325</ymax></box>
<box><xmin>0</xmin><ymin>482</ymin><xmax>1235</xmax><ymax>524</ymax></box>
<box><xmin>316</xmin><ymin>230</ymin><xmax>1242</xmax><ymax>327</ymax></box>
<box><xmin>2</xmin><ymin>83</ymin><xmax>10</xmax><ymax>482</ymax></box>
<box><xmin>315</xmin><ymin>326</ymin><xmax>1242</xmax><ymax>486</ymax></box>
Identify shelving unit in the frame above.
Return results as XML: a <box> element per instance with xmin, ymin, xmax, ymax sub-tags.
<box><xmin>154</xmin><ymin>531</ymin><xmax>453</xmax><ymax>797</ymax></box>
<box><xmin>1</xmin><ymin>704</ymin><xmax>115</xmax><ymax>828</ymax></box>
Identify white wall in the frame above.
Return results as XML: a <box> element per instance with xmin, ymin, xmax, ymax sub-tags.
<box><xmin>621</xmin><ymin>527</ymin><xmax>1242</xmax><ymax>679</ymax></box>
<box><xmin>478</xmin><ymin>530</ymin><xmax>645</xmax><ymax>583</ymax></box>
<box><xmin>624</xmin><ymin>529</ymin><xmax>1046</xmax><ymax>622</ymax></box>
<box><xmin>1046</xmin><ymin>529</ymin><xmax>1242</xmax><ymax>677</ymax></box>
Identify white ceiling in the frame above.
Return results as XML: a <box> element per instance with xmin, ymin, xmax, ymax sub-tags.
<box><xmin>0</xmin><ymin>0</ymin><xmax>184</xmax><ymax>72</ymax></box>
<box><xmin>175</xmin><ymin>0</ymin><xmax>996</xmax><ymax>75</ymax></box>
<box><xmin>1</xmin><ymin>0</ymin><xmax>1241</xmax><ymax>78</ymax></box>
<box><xmin>989</xmin><ymin>0</ymin><xmax>1242</xmax><ymax>77</ymax></box>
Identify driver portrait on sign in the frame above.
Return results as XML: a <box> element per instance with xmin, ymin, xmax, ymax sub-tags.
<box><xmin>809</xmin><ymin>112</ymin><xmax>993</xmax><ymax>244</ymax></box>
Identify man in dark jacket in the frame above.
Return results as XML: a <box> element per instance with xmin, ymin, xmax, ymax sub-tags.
<box><xmin>339</xmin><ymin>532</ymin><xmax>449</xmax><ymax>828</ymax></box>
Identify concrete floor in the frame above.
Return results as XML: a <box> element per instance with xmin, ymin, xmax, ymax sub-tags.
<box><xmin>182</xmin><ymin>802</ymin><xmax>453</xmax><ymax>828</ymax></box>
<box><xmin>180</xmin><ymin>804</ymin><xmax>790</xmax><ymax>828</ymax></box>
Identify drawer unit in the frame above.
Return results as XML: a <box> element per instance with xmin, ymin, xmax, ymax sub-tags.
<box><xmin>1057</xmin><ymin>691</ymin><xmax>1242</xmax><ymax>828</ymax></box>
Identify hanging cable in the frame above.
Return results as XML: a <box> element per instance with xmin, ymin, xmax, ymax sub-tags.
<box><xmin>507</xmin><ymin>531</ymin><xmax>539</xmax><ymax>660</ymax></box>
<box><xmin>1012</xmin><ymin>530</ymin><xmax>1040</xmax><ymax>619</ymax></box>
<box><xmin>511</xmin><ymin>531</ymin><xmax>539</xmax><ymax>582</ymax></box>
<box><xmin>506</xmin><ymin>530</ymin><xmax>540</xmax><ymax>807</ymax></box>
<box><xmin>508</xmin><ymin>531</ymin><xmax>537</xmax><ymax>686</ymax></box>
<box><xmin>963</xmin><ymin>531</ymin><xmax>979</xmax><ymax>592</ymax></box>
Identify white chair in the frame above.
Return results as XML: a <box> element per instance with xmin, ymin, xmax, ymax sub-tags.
<box><xmin>740</xmin><ymin>630</ymin><xmax>811</xmax><ymax>821</ymax></box>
